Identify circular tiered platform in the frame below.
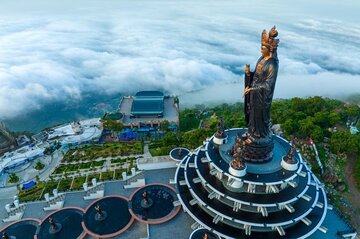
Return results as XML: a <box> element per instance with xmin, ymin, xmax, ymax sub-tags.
<box><xmin>0</xmin><ymin>218</ymin><xmax>40</xmax><ymax>239</ymax></box>
<box><xmin>129</xmin><ymin>183</ymin><xmax>181</xmax><ymax>224</ymax></box>
<box><xmin>82</xmin><ymin>195</ymin><xmax>134</xmax><ymax>238</ymax></box>
<box><xmin>175</xmin><ymin>128</ymin><xmax>329</xmax><ymax>239</ymax></box>
<box><xmin>36</xmin><ymin>207</ymin><xmax>84</xmax><ymax>239</ymax></box>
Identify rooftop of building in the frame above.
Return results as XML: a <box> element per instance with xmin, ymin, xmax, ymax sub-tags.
<box><xmin>135</xmin><ymin>91</ymin><xmax>164</xmax><ymax>97</ymax></box>
<box><xmin>119</xmin><ymin>96</ymin><xmax>178</xmax><ymax>125</ymax></box>
<box><xmin>0</xmin><ymin>145</ymin><xmax>44</xmax><ymax>172</ymax></box>
<box><xmin>131</xmin><ymin>98</ymin><xmax>164</xmax><ymax>116</ymax></box>
<box><xmin>128</xmin><ymin>91</ymin><xmax>166</xmax><ymax>117</ymax></box>
<box><xmin>46</xmin><ymin>118</ymin><xmax>102</xmax><ymax>145</ymax></box>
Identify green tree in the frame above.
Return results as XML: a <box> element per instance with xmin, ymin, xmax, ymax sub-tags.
<box><xmin>180</xmin><ymin>111</ymin><xmax>199</xmax><ymax>132</ymax></box>
<box><xmin>328</xmin><ymin>111</ymin><xmax>341</xmax><ymax>126</ymax></box>
<box><xmin>281</xmin><ymin>119</ymin><xmax>297</xmax><ymax>136</ymax></box>
<box><xmin>330</xmin><ymin>131</ymin><xmax>360</xmax><ymax>154</ymax></box>
<box><xmin>103</xmin><ymin>120</ymin><xmax>124</xmax><ymax>131</ymax></box>
<box><xmin>162</xmin><ymin>132</ymin><xmax>178</xmax><ymax>146</ymax></box>
<box><xmin>299</xmin><ymin>116</ymin><xmax>315</xmax><ymax>137</ymax></box>
<box><xmin>160</xmin><ymin>120</ymin><xmax>170</xmax><ymax>132</ymax></box>
<box><xmin>8</xmin><ymin>173</ymin><xmax>19</xmax><ymax>184</ymax></box>
<box><xmin>182</xmin><ymin>128</ymin><xmax>213</xmax><ymax>149</ymax></box>
<box><xmin>290</xmin><ymin>97</ymin><xmax>307</xmax><ymax>113</ymax></box>
<box><xmin>344</xmin><ymin>105</ymin><xmax>360</xmax><ymax>118</ymax></box>
<box><xmin>310</xmin><ymin>125</ymin><xmax>324</xmax><ymax>142</ymax></box>
<box><xmin>35</xmin><ymin>161</ymin><xmax>45</xmax><ymax>170</ymax></box>
<box><xmin>314</xmin><ymin>112</ymin><xmax>329</xmax><ymax>128</ymax></box>
<box><xmin>305</xmin><ymin>96</ymin><xmax>325</xmax><ymax>115</ymax></box>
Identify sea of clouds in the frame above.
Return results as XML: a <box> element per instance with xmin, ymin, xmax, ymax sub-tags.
<box><xmin>0</xmin><ymin>0</ymin><xmax>360</xmax><ymax>120</ymax></box>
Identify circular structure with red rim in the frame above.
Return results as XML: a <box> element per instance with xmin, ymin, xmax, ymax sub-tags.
<box><xmin>189</xmin><ymin>228</ymin><xmax>220</xmax><ymax>239</ymax></box>
<box><xmin>82</xmin><ymin>195</ymin><xmax>134</xmax><ymax>239</ymax></box>
<box><xmin>129</xmin><ymin>183</ymin><xmax>181</xmax><ymax>224</ymax></box>
<box><xmin>0</xmin><ymin>218</ymin><xmax>40</xmax><ymax>239</ymax></box>
<box><xmin>36</xmin><ymin>207</ymin><xmax>84</xmax><ymax>239</ymax></box>
<box><xmin>170</xmin><ymin>147</ymin><xmax>190</xmax><ymax>161</ymax></box>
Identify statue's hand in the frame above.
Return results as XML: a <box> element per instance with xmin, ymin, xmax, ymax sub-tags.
<box><xmin>243</xmin><ymin>86</ymin><xmax>251</xmax><ymax>97</ymax></box>
<box><xmin>245</xmin><ymin>64</ymin><xmax>250</xmax><ymax>76</ymax></box>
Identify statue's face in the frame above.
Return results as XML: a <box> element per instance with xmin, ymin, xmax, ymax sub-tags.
<box><xmin>261</xmin><ymin>45</ymin><xmax>270</xmax><ymax>57</ymax></box>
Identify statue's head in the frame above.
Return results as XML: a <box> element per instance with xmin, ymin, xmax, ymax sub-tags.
<box><xmin>261</xmin><ymin>26</ymin><xmax>279</xmax><ymax>57</ymax></box>
<box><xmin>261</xmin><ymin>45</ymin><xmax>271</xmax><ymax>58</ymax></box>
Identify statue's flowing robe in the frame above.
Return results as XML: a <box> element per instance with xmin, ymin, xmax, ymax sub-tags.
<box><xmin>245</xmin><ymin>56</ymin><xmax>278</xmax><ymax>141</ymax></box>
<box><xmin>244</xmin><ymin>71</ymin><xmax>253</xmax><ymax>126</ymax></box>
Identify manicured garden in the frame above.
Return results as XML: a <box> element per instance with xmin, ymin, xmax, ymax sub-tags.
<box><xmin>62</xmin><ymin>142</ymin><xmax>143</xmax><ymax>162</ymax></box>
<box><xmin>111</xmin><ymin>157</ymin><xmax>136</xmax><ymax>164</ymax></box>
<box><xmin>71</xmin><ymin>176</ymin><xmax>86</xmax><ymax>190</ymax></box>
<box><xmin>18</xmin><ymin>182</ymin><xmax>45</xmax><ymax>202</ymax></box>
<box><xmin>42</xmin><ymin>180</ymin><xmax>59</xmax><ymax>196</ymax></box>
<box><xmin>52</xmin><ymin>160</ymin><xmax>106</xmax><ymax>174</ymax></box>
<box><xmin>18</xmin><ymin>172</ymin><xmax>131</xmax><ymax>202</ymax></box>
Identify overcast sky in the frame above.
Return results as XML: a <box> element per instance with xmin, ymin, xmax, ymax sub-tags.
<box><xmin>0</xmin><ymin>0</ymin><xmax>359</xmax><ymax>119</ymax></box>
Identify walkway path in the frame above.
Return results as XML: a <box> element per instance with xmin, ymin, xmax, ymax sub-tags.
<box><xmin>310</xmin><ymin>140</ymin><xmax>324</xmax><ymax>174</ymax></box>
<box><xmin>143</xmin><ymin>142</ymin><xmax>152</xmax><ymax>158</ymax></box>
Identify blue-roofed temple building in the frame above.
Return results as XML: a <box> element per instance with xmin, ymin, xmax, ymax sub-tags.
<box><xmin>118</xmin><ymin>91</ymin><xmax>179</xmax><ymax>129</ymax></box>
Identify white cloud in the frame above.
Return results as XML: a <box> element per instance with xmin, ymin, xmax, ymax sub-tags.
<box><xmin>0</xmin><ymin>0</ymin><xmax>359</xmax><ymax>120</ymax></box>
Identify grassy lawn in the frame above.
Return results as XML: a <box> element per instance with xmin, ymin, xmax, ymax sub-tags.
<box><xmin>100</xmin><ymin>171</ymin><xmax>114</xmax><ymax>181</ymax></box>
<box><xmin>66</xmin><ymin>164</ymin><xmax>79</xmax><ymax>172</ymax></box>
<box><xmin>78</xmin><ymin>162</ymin><xmax>92</xmax><ymax>169</ymax></box>
<box><xmin>53</xmin><ymin>160</ymin><xmax>106</xmax><ymax>176</ymax></box>
<box><xmin>149</xmin><ymin>146</ymin><xmax>173</xmax><ymax>156</ymax></box>
<box><xmin>57</xmin><ymin>178</ymin><xmax>72</xmax><ymax>192</ymax></box>
<box><xmin>53</xmin><ymin>165</ymin><xmax>69</xmax><ymax>174</ymax></box>
<box><xmin>92</xmin><ymin>160</ymin><xmax>105</xmax><ymax>167</ymax></box>
<box><xmin>110</xmin><ymin>157</ymin><xmax>125</xmax><ymax>164</ymax></box>
<box><xmin>87</xmin><ymin>173</ymin><xmax>101</xmax><ymax>184</ymax></box>
<box><xmin>42</xmin><ymin>181</ymin><xmax>59</xmax><ymax>197</ymax></box>
<box><xmin>71</xmin><ymin>176</ymin><xmax>86</xmax><ymax>191</ymax></box>
<box><xmin>114</xmin><ymin>169</ymin><xmax>125</xmax><ymax>180</ymax></box>
<box><xmin>110</xmin><ymin>157</ymin><xmax>137</xmax><ymax>164</ymax></box>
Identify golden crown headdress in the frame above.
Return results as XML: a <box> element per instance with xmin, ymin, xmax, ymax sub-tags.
<box><xmin>261</xmin><ymin>26</ymin><xmax>279</xmax><ymax>53</ymax></box>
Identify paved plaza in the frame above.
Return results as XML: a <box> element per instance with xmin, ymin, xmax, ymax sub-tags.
<box><xmin>0</xmin><ymin>168</ymin><xmax>195</xmax><ymax>239</ymax></box>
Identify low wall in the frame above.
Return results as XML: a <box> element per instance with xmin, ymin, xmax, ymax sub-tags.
<box><xmin>137</xmin><ymin>157</ymin><xmax>177</xmax><ymax>170</ymax></box>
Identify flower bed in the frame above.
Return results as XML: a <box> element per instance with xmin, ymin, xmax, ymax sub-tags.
<box><xmin>18</xmin><ymin>183</ymin><xmax>45</xmax><ymax>202</ymax></box>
